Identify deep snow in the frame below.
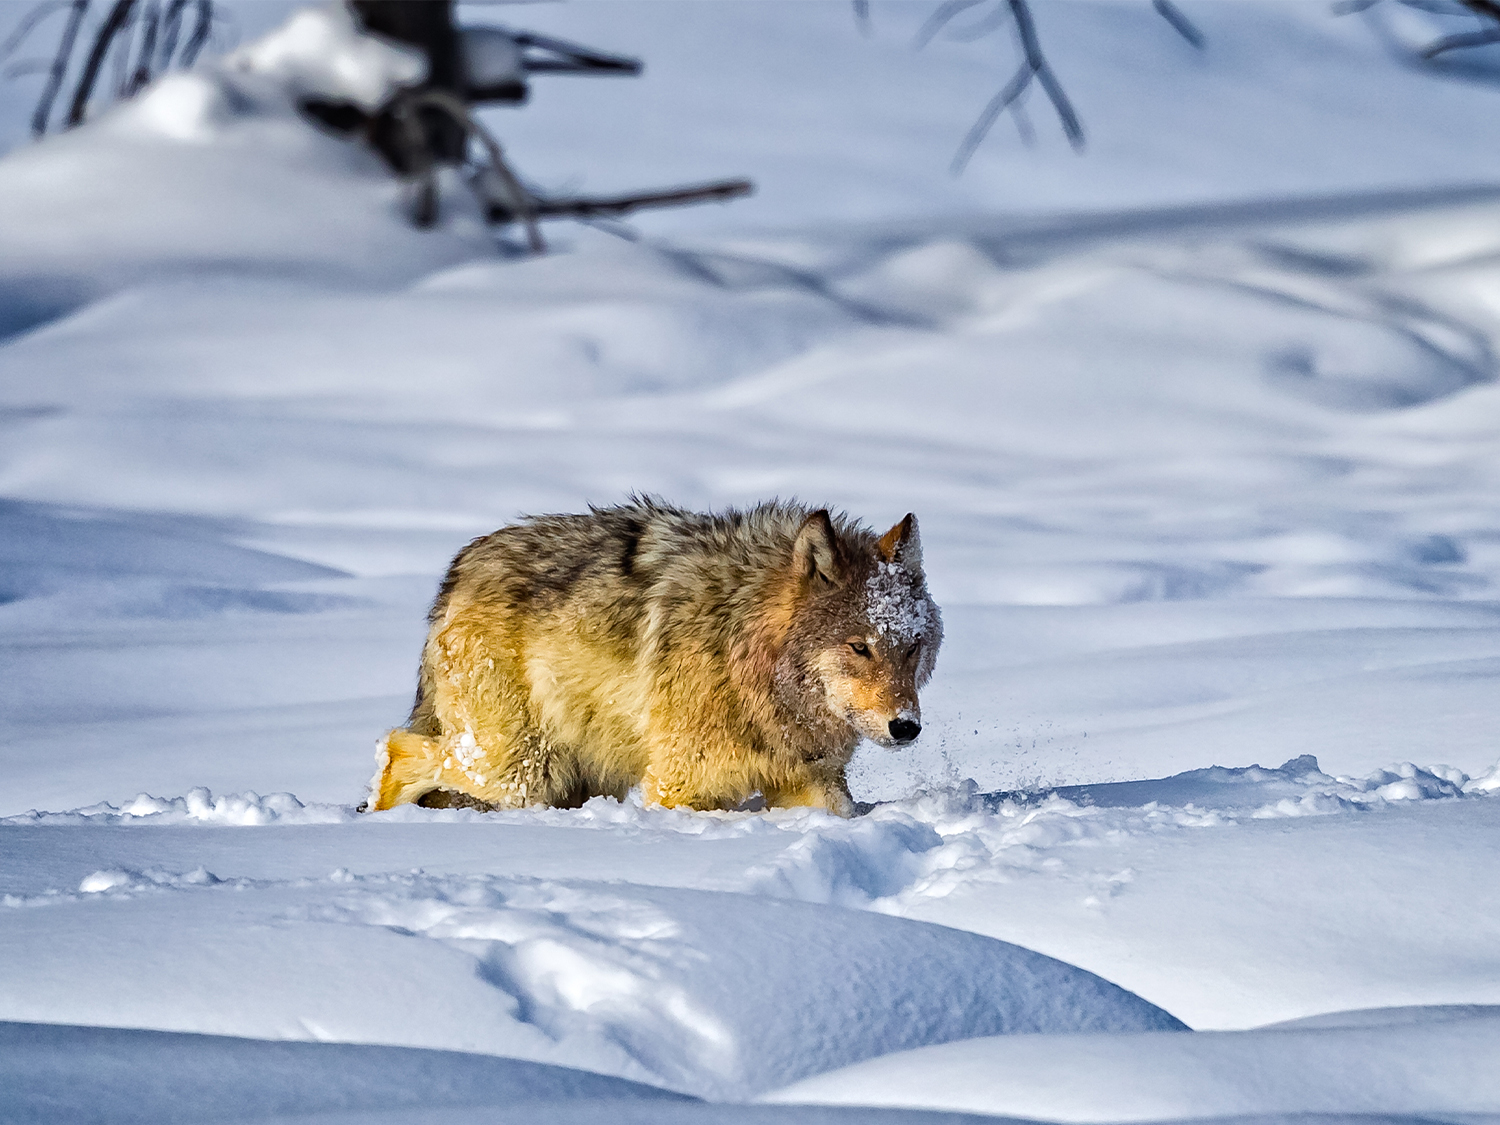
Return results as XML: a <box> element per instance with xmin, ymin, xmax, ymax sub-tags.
<box><xmin>3</xmin><ymin>2</ymin><xmax>1500</xmax><ymax>1122</ymax></box>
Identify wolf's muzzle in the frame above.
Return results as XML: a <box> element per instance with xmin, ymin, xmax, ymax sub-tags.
<box><xmin>888</xmin><ymin>718</ymin><xmax>921</xmax><ymax>744</ymax></box>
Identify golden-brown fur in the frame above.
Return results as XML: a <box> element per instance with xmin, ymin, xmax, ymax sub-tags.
<box><xmin>367</xmin><ymin>499</ymin><xmax>941</xmax><ymax>816</ymax></box>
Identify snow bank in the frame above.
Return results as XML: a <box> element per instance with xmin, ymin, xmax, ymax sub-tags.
<box><xmin>1</xmin><ymin>788</ymin><xmax>350</xmax><ymax>827</ymax></box>
<box><xmin>761</xmin><ymin>1006</ymin><xmax>1500</xmax><ymax>1122</ymax></box>
<box><xmin>0</xmin><ymin>871</ymin><xmax>1181</xmax><ymax>1100</ymax></box>
<box><xmin>0</xmin><ymin>1020</ymin><xmax>684</xmax><ymax>1125</ymax></box>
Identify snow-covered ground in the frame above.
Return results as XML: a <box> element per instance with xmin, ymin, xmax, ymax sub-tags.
<box><xmin>3</xmin><ymin>2</ymin><xmax>1500</xmax><ymax>1122</ymax></box>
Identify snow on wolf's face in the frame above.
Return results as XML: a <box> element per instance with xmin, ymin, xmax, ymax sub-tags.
<box><xmin>791</xmin><ymin>512</ymin><xmax>943</xmax><ymax>749</ymax></box>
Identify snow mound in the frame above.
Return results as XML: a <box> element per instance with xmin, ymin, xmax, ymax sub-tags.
<box><xmin>0</xmin><ymin>872</ymin><xmax>1182</xmax><ymax>1100</ymax></box>
<box><xmin>0</xmin><ymin>1020</ymin><xmax>683</xmax><ymax>1125</ymax></box>
<box><xmin>760</xmin><ymin>1006</ymin><xmax>1500</xmax><ymax>1122</ymax></box>
<box><xmin>1011</xmin><ymin>755</ymin><xmax>1482</xmax><ymax>817</ymax></box>
<box><xmin>294</xmin><ymin>876</ymin><xmax>1188</xmax><ymax>1096</ymax></box>
<box><xmin>736</xmin><ymin>756</ymin><xmax>1494</xmax><ymax>912</ymax></box>
<box><xmin>1</xmin><ymin>788</ymin><xmax>352</xmax><ymax>827</ymax></box>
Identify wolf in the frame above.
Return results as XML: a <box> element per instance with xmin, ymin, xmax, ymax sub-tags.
<box><xmin>366</xmin><ymin>498</ymin><xmax>941</xmax><ymax>816</ymax></box>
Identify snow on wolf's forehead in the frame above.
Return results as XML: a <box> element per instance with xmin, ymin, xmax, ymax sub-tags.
<box><xmin>863</xmin><ymin>561</ymin><xmax>934</xmax><ymax>642</ymax></box>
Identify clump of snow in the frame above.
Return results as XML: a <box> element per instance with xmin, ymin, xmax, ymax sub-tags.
<box><xmin>79</xmin><ymin>866</ymin><xmax>222</xmax><ymax>894</ymax></box>
<box><xmin>863</xmin><ymin>560</ymin><xmax>938</xmax><ymax>645</ymax></box>
<box><xmin>1</xmin><ymin>788</ymin><xmax>350</xmax><ymax>827</ymax></box>
<box><xmin>224</xmin><ymin>2</ymin><xmax>424</xmax><ymax>111</ymax></box>
<box><xmin>1464</xmin><ymin>761</ymin><xmax>1500</xmax><ymax>793</ymax></box>
<box><xmin>103</xmin><ymin>73</ymin><xmax>236</xmax><ymax>144</ymax></box>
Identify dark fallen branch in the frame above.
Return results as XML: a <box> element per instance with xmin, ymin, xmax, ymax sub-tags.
<box><xmin>493</xmin><ymin>178</ymin><xmax>755</xmax><ymax>223</ymax></box>
<box><xmin>408</xmin><ymin>87</ymin><xmax>544</xmax><ymax>251</ymax></box>
<box><xmin>510</xmin><ymin>30</ymin><xmax>640</xmax><ymax>75</ymax></box>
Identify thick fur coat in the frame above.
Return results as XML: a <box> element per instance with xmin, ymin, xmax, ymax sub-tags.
<box><xmin>368</xmin><ymin>499</ymin><xmax>941</xmax><ymax>816</ymax></box>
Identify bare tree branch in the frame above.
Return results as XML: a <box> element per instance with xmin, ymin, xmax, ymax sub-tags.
<box><xmin>950</xmin><ymin>61</ymin><xmax>1032</xmax><ymax>174</ymax></box>
<box><xmin>1009</xmin><ymin>0</ymin><xmax>1083</xmax><ymax>144</ymax></box>
<box><xmin>156</xmin><ymin>0</ymin><xmax>187</xmax><ymax>69</ymax></box>
<box><xmin>5</xmin><ymin>58</ymin><xmax>54</xmax><ymax>78</ymax></box>
<box><xmin>109</xmin><ymin>0</ymin><xmax>139</xmax><ymax>98</ymax></box>
<box><xmin>31</xmin><ymin>0</ymin><xmax>87</xmax><ymax>135</ymax></box>
<box><xmin>1</xmin><ymin>1</ymin><xmax>71</xmax><ymax>63</ymax></box>
<box><xmin>1152</xmin><ymin>0</ymin><xmax>1205</xmax><ymax>49</ymax></box>
<box><xmin>126</xmin><ymin>0</ymin><xmax>159</xmax><ymax>95</ymax></box>
<box><xmin>852</xmin><ymin>0</ymin><xmax>872</xmax><ymax>37</ymax></box>
<box><xmin>1344</xmin><ymin>0</ymin><xmax>1500</xmax><ymax>60</ymax></box>
<box><xmin>948</xmin><ymin>4</ymin><xmax>1013</xmax><ymax>44</ymax></box>
<box><xmin>66</xmin><ymin>0</ymin><xmax>133</xmax><ymax>127</ymax></box>
<box><xmin>524</xmin><ymin>179</ymin><xmax>754</xmax><ymax>220</ymax></box>
<box><xmin>913</xmin><ymin>0</ymin><xmax>985</xmax><ymax>50</ymax></box>
<box><xmin>1422</xmin><ymin>25</ymin><xmax>1500</xmax><ymax>56</ymax></box>
<box><xmin>178</xmin><ymin>0</ymin><xmax>211</xmax><ymax>67</ymax></box>
<box><xmin>1459</xmin><ymin>0</ymin><xmax>1500</xmax><ymax>21</ymax></box>
<box><xmin>403</xmin><ymin>87</ymin><xmax>546</xmax><ymax>253</ymax></box>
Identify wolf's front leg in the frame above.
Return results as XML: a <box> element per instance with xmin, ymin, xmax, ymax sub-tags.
<box><xmin>763</xmin><ymin>772</ymin><xmax>856</xmax><ymax>818</ymax></box>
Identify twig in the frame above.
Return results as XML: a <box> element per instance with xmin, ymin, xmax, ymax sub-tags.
<box><xmin>950</xmin><ymin>62</ymin><xmax>1033</xmax><ymax>174</ymax></box>
<box><xmin>412</xmin><ymin>89</ymin><xmax>544</xmax><ymax>252</ymax></box>
<box><xmin>949</xmin><ymin>4</ymin><xmax>1013</xmax><ymax>43</ymax></box>
<box><xmin>126</xmin><ymin>0</ymin><xmax>158</xmax><ymax>94</ymax></box>
<box><xmin>178</xmin><ymin>0</ymin><xmax>210</xmax><ymax>67</ymax></box>
<box><xmin>1422</xmin><ymin>25</ymin><xmax>1500</xmax><ymax>56</ymax></box>
<box><xmin>522</xmin><ymin>179</ymin><xmax>754</xmax><ymax>220</ymax></box>
<box><xmin>914</xmin><ymin>0</ymin><xmax>985</xmax><ymax>49</ymax></box>
<box><xmin>109</xmin><ymin>0</ymin><xmax>139</xmax><ymax>98</ymax></box>
<box><xmin>852</xmin><ymin>0</ymin><xmax>872</xmax><ymax>36</ymax></box>
<box><xmin>65</xmin><ymin>0</ymin><xmax>132</xmax><ymax>126</ymax></box>
<box><xmin>4</xmin><ymin>58</ymin><xmax>54</xmax><ymax>78</ymax></box>
<box><xmin>1</xmin><ymin>1</ymin><xmax>71</xmax><ymax>63</ymax></box>
<box><xmin>1459</xmin><ymin>0</ymin><xmax>1500</xmax><ymax>21</ymax></box>
<box><xmin>1152</xmin><ymin>0</ymin><xmax>1205</xmax><ymax>49</ymax></box>
<box><xmin>927</xmin><ymin>0</ymin><xmax>1083</xmax><ymax>174</ymax></box>
<box><xmin>156</xmin><ymin>0</ymin><xmax>186</xmax><ymax>69</ymax></box>
<box><xmin>1010</xmin><ymin>0</ymin><xmax>1082</xmax><ymax>147</ymax></box>
<box><xmin>31</xmin><ymin>0</ymin><xmax>86</xmax><ymax>134</ymax></box>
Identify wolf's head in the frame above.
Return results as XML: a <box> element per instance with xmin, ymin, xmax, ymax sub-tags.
<box><xmin>776</xmin><ymin>509</ymin><xmax>943</xmax><ymax>749</ymax></box>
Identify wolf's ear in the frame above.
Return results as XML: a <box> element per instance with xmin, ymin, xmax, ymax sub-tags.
<box><xmin>877</xmin><ymin>513</ymin><xmax>922</xmax><ymax>572</ymax></box>
<box><xmin>793</xmin><ymin>510</ymin><xmax>844</xmax><ymax>587</ymax></box>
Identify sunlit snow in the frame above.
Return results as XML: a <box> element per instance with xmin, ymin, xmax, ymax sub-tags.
<box><xmin>3</xmin><ymin>2</ymin><xmax>1500</xmax><ymax>1123</ymax></box>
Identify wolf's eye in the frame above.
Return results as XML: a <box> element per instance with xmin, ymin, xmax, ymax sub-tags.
<box><xmin>905</xmin><ymin>641</ymin><xmax>920</xmax><ymax>661</ymax></box>
<box><xmin>848</xmin><ymin>641</ymin><xmax>871</xmax><ymax>658</ymax></box>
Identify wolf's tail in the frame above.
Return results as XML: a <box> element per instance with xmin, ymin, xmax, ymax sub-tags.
<box><xmin>365</xmin><ymin>729</ymin><xmax>443</xmax><ymax>811</ymax></box>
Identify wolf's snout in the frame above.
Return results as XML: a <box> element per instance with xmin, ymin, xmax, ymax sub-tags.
<box><xmin>888</xmin><ymin>718</ymin><xmax>921</xmax><ymax>743</ymax></box>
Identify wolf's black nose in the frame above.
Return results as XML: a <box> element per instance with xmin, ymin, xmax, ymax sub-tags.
<box><xmin>889</xmin><ymin>718</ymin><xmax>921</xmax><ymax>743</ymax></box>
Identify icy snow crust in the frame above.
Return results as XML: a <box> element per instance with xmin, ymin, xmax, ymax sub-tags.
<box><xmin>5</xmin><ymin>1</ymin><xmax>1500</xmax><ymax>1121</ymax></box>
